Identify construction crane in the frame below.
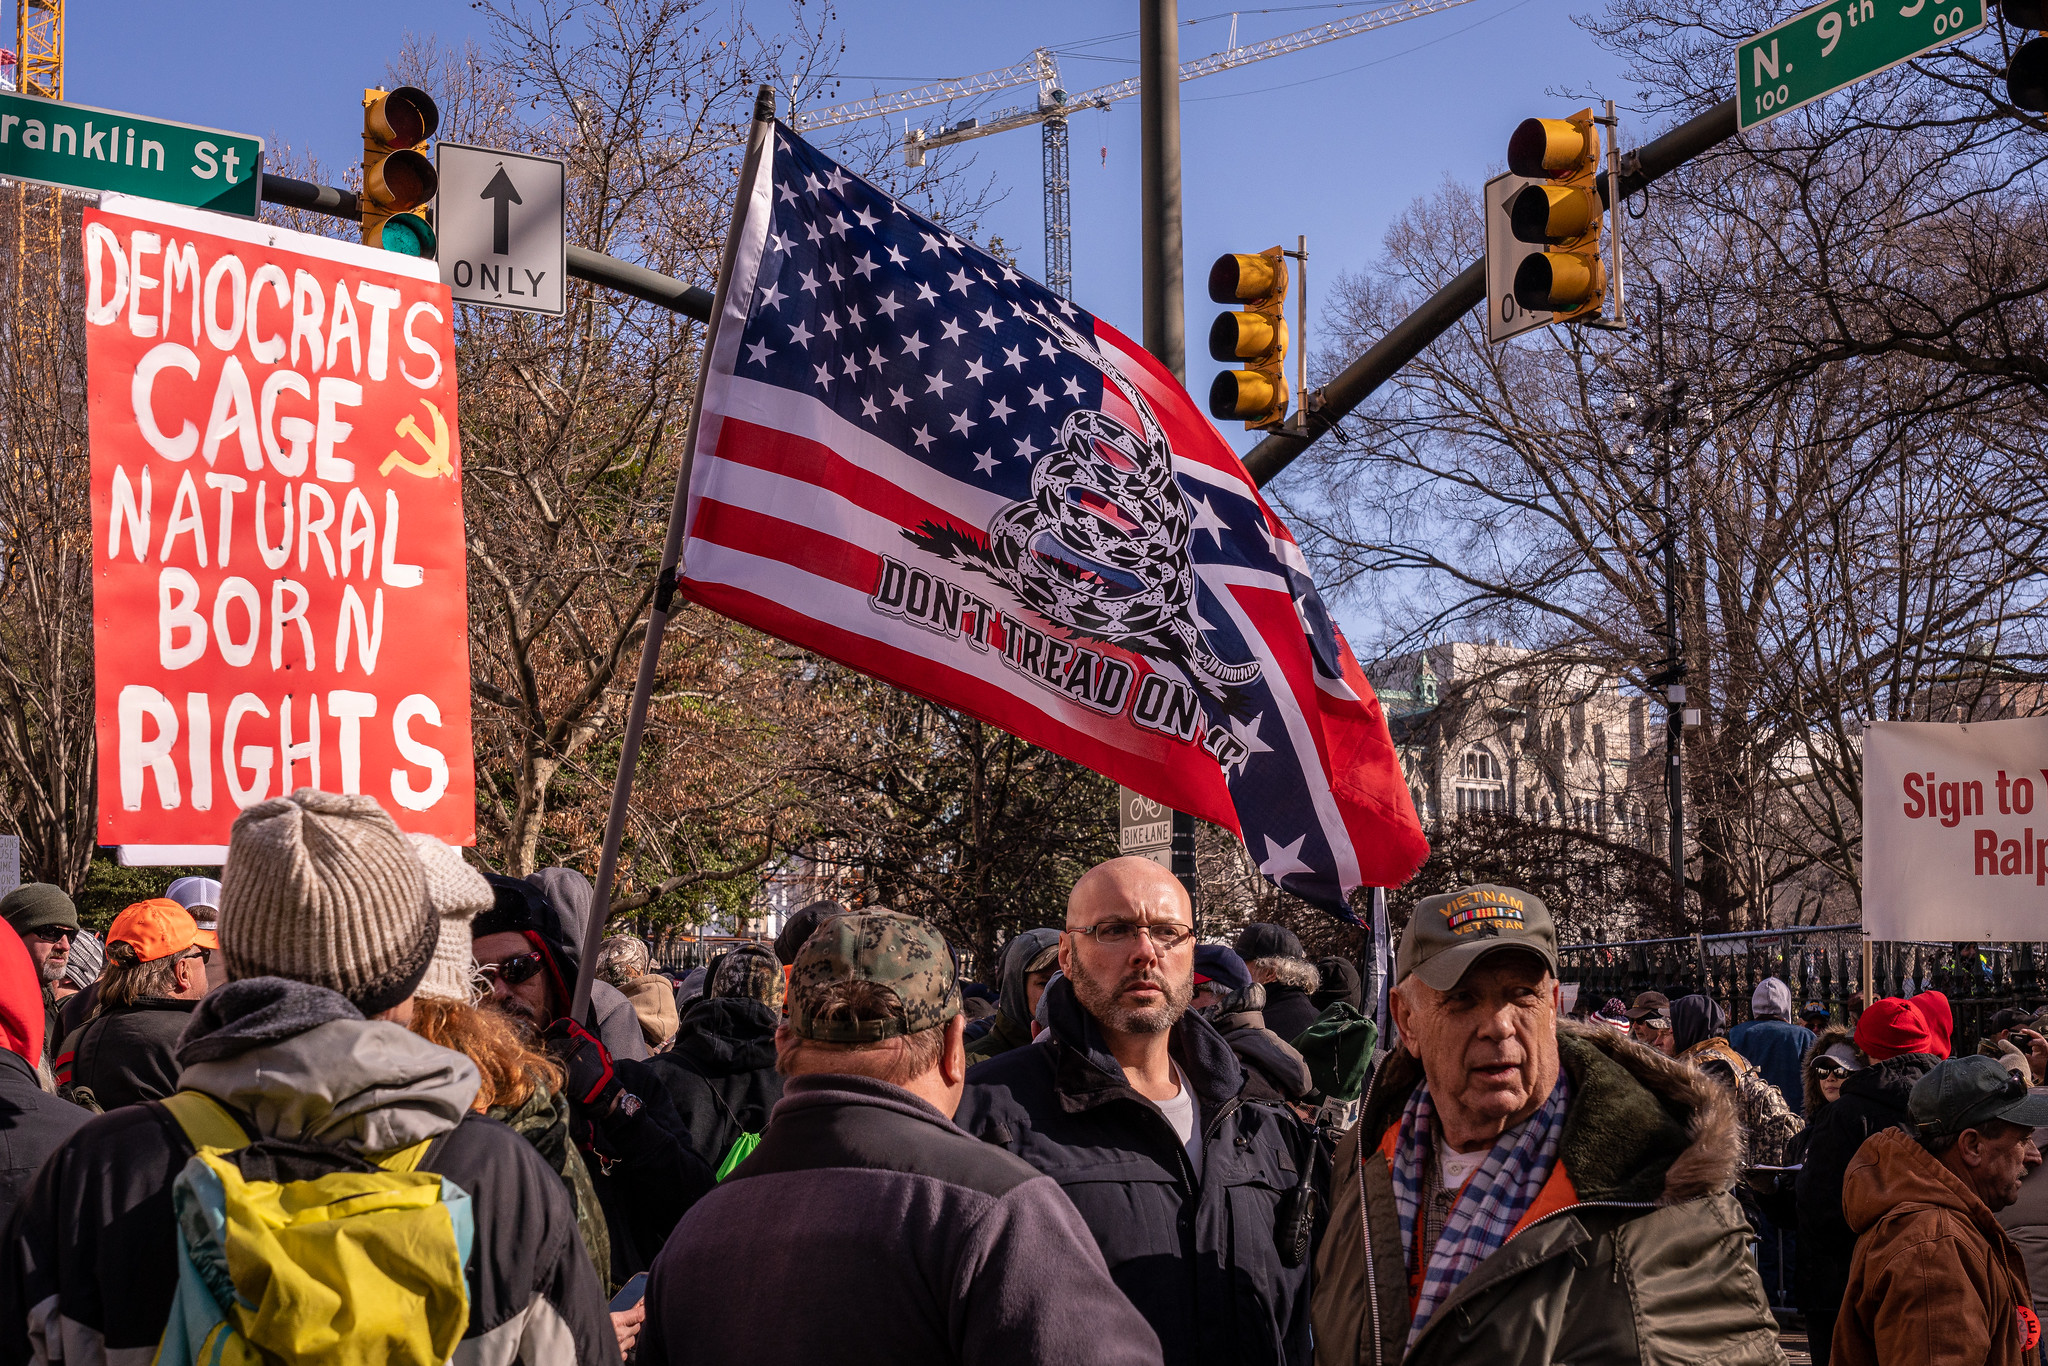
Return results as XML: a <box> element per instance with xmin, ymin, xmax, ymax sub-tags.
<box><xmin>10</xmin><ymin>0</ymin><xmax>63</xmax><ymax>362</ymax></box>
<box><xmin>752</xmin><ymin>0</ymin><xmax>1480</xmax><ymax>297</ymax></box>
<box><xmin>14</xmin><ymin>0</ymin><xmax>57</xmax><ymax>98</ymax></box>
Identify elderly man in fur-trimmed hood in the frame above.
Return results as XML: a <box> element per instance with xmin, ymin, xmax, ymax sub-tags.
<box><xmin>1311</xmin><ymin>884</ymin><xmax>1782</xmax><ymax>1366</ymax></box>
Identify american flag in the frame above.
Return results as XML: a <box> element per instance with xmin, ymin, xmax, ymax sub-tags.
<box><xmin>676</xmin><ymin>121</ymin><xmax>1426</xmax><ymax>913</ymax></box>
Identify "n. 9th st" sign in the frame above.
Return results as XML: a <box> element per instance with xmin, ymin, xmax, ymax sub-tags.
<box><xmin>1736</xmin><ymin>0</ymin><xmax>1985</xmax><ymax>130</ymax></box>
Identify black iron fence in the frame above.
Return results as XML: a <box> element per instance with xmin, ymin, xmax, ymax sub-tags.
<box><xmin>1561</xmin><ymin>926</ymin><xmax>2048</xmax><ymax>1048</ymax></box>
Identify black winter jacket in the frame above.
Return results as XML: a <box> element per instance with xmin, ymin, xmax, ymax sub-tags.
<box><xmin>957</xmin><ymin>977</ymin><xmax>1314</xmax><ymax>1366</ymax></box>
<box><xmin>0</xmin><ymin>977</ymin><xmax>618</xmax><ymax>1365</ymax></box>
<box><xmin>1795</xmin><ymin>1050</ymin><xmax>1940</xmax><ymax>1314</ymax></box>
<box><xmin>641</xmin><ymin>996</ymin><xmax>784</xmax><ymax>1171</ymax></box>
<box><xmin>0</xmin><ymin>1048</ymin><xmax>86</xmax><ymax>1232</ymax></box>
<box><xmin>55</xmin><ymin>996</ymin><xmax>197</xmax><ymax>1110</ymax></box>
<box><xmin>477</xmin><ymin>875</ymin><xmax>711</xmax><ymax>1277</ymax></box>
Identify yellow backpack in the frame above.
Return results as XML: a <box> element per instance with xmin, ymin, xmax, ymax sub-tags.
<box><xmin>153</xmin><ymin>1091</ymin><xmax>474</xmax><ymax>1366</ymax></box>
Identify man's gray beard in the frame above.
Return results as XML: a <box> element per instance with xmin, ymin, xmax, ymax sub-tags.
<box><xmin>482</xmin><ymin>993</ymin><xmax>544</xmax><ymax>1040</ymax></box>
<box><xmin>36</xmin><ymin>958</ymin><xmax>64</xmax><ymax>986</ymax></box>
<box><xmin>1068</xmin><ymin>954</ymin><xmax>1191</xmax><ymax>1035</ymax></box>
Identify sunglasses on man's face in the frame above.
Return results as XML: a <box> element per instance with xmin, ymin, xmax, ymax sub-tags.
<box><xmin>476</xmin><ymin>950</ymin><xmax>547</xmax><ymax>987</ymax></box>
<box><xmin>26</xmin><ymin>925</ymin><xmax>75</xmax><ymax>944</ymax></box>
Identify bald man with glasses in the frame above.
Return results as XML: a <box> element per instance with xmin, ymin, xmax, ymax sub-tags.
<box><xmin>957</xmin><ymin>857</ymin><xmax>1315</xmax><ymax>1366</ymax></box>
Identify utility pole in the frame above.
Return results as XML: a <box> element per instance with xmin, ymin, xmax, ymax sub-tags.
<box><xmin>1140</xmin><ymin>0</ymin><xmax>1185</xmax><ymax>380</ymax></box>
<box><xmin>1139</xmin><ymin>0</ymin><xmax>1197</xmax><ymax>906</ymax></box>
<box><xmin>1648</xmin><ymin>282</ymin><xmax>1688</xmax><ymax>929</ymax></box>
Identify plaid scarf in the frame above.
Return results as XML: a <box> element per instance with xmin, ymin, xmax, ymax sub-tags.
<box><xmin>1389</xmin><ymin>1072</ymin><xmax>1570</xmax><ymax>1348</ymax></box>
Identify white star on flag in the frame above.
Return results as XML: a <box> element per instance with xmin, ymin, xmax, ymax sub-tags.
<box><xmin>1258</xmin><ymin>834</ymin><xmax>1315</xmax><ymax>880</ymax></box>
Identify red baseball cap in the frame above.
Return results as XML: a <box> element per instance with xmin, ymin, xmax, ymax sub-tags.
<box><xmin>107</xmin><ymin>899</ymin><xmax>214</xmax><ymax>961</ymax></box>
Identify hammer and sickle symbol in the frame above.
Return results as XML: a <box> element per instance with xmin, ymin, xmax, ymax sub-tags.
<box><xmin>378</xmin><ymin>400</ymin><xmax>454</xmax><ymax>478</ymax></box>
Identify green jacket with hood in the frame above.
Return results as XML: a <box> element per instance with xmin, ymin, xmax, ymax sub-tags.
<box><xmin>1311</xmin><ymin>1023</ymin><xmax>1783</xmax><ymax>1366</ymax></box>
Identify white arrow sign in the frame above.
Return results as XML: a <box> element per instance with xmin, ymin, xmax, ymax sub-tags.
<box><xmin>436</xmin><ymin>142</ymin><xmax>567</xmax><ymax>317</ymax></box>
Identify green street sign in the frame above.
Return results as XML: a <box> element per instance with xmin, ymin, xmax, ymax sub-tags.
<box><xmin>0</xmin><ymin>91</ymin><xmax>262</xmax><ymax>216</ymax></box>
<box><xmin>1737</xmin><ymin>0</ymin><xmax>1985</xmax><ymax>130</ymax></box>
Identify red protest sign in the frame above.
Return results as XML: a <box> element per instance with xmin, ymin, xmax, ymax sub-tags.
<box><xmin>87</xmin><ymin>195</ymin><xmax>474</xmax><ymax>847</ymax></box>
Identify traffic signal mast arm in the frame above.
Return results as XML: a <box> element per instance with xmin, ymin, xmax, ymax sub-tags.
<box><xmin>1240</xmin><ymin>95</ymin><xmax>1739</xmax><ymax>488</ymax></box>
<box><xmin>259</xmin><ymin>173</ymin><xmax>717</xmax><ymax>321</ymax></box>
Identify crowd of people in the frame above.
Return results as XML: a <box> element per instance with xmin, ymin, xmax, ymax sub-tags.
<box><xmin>0</xmin><ymin>785</ymin><xmax>2038</xmax><ymax>1363</ymax></box>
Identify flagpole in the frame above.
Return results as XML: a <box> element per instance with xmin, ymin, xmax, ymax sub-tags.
<box><xmin>568</xmin><ymin>85</ymin><xmax>778</xmax><ymax>1023</ymax></box>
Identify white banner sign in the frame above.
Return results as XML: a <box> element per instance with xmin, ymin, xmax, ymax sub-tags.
<box><xmin>1864</xmin><ymin>717</ymin><xmax>2048</xmax><ymax>940</ymax></box>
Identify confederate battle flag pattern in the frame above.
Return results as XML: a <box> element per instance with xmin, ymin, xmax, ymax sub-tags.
<box><xmin>676</xmin><ymin>122</ymin><xmax>1427</xmax><ymax>914</ymax></box>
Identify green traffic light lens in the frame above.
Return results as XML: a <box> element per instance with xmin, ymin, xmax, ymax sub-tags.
<box><xmin>375</xmin><ymin>214</ymin><xmax>437</xmax><ymax>258</ymax></box>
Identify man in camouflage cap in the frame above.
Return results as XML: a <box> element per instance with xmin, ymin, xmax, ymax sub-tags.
<box><xmin>641</xmin><ymin>907</ymin><xmax>1161</xmax><ymax>1366</ymax></box>
<box><xmin>785</xmin><ymin>907</ymin><xmax>961</xmax><ymax>1044</ymax></box>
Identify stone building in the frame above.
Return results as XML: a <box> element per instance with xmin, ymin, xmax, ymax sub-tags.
<box><xmin>1372</xmin><ymin>641</ymin><xmax>1662</xmax><ymax>848</ymax></box>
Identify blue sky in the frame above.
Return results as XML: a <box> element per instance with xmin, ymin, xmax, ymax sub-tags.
<box><xmin>73</xmin><ymin>0</ymin><xmax>1632</xmax><ymax>463</ymax></box>
<box><xmin>71</xmin><ymin>0</ymin><xmax>1633</xmax><ymax>649</ymax></box>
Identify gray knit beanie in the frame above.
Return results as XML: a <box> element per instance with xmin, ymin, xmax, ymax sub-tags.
<box><xmin>408</xmin><ymin>834</ymin><xmax>494</xmax><ymax>1002</ymax></box>
<box><xmin>219</xmin><ymin>788</ymin><xmax>436</xmax><ymax>1017</ymax></box>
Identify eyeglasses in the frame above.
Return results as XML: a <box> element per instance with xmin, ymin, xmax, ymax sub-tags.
<box><xmin>1813</xmin><ymin>1062</ymin><xmax>1852</xmax><ymax>1080</ymax></box>
<box><xmin>476</xmin><ymin>951</ymin><xmax>547</xmax><ymax>986</ymax></box>
<box><xmin>1068</xmin><ymin>921</ymin><xmax>1195</xmax><ymax>951</ymax></box>
<box><xmin>26</xmin><ymin>925</ymin><xmax>76</xmax><ymax>944</ymax></box>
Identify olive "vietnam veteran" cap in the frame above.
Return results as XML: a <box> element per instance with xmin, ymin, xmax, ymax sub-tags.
<box><xmin>1395</xmin><ymin>883</ymin><xmax>1558</xmax><ymax>991</ymax></box>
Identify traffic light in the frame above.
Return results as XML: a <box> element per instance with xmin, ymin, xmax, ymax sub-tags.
<box><xmin>1505</xmin><ymin>109</ymin><xmax>1605</xmax><ymax>322</ymax></box>
<box><xmin>361</xmin><ymin>86</ymin><xmax>439</xmax><ymax>256</ymax></box>
<box><xmin>2005</xmin><ymin>0</ymin><xmax>2048</xmax><ymax>108</ymax></box>
<box><xmin>1206</xmin><ymin>247</ymin><xmax>1289</xmax><ymax>430</ymax></box>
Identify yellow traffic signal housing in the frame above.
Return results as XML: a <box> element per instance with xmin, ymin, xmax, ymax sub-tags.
<box><xmin>1506</xmin><ymin>109</ymin><xmax>1604</xmax><ymax>322</ymax></box>
<box><xmin>1207</xmin><ymin>247</ymin><xmax>1290</xmax><ymax>430</ymax></box>
<box><xmin>362</xmin><ymin>86</ymin><xmax>439</xmax><ymax>257</ymax></box>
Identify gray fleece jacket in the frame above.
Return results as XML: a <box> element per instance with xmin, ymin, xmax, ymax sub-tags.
<box><xmin>642</xmin><ymin>1073</ymin><xmax>1163</xmax><ymax>1366</ymax></box>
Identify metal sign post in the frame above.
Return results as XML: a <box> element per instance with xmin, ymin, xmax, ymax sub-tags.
<box><xmin>434</xmin><ymin>142</ymin><xmax>568</xmax><ymax>316</ymax></box>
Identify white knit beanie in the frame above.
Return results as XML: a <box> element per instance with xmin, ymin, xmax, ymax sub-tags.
<box><xmin>219</xmin><ymin>788</ymin><xmax>436</xmax><ymax>1017</ymax></box>
<box><xmin>408</xmin><ymin>833</ymin><xmax>494</xmax><ymax>1002</ymax></box>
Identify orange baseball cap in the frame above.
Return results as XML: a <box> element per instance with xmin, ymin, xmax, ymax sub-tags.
<box><xmin>107</xmin><ymin>898</ymin><xmax>215</xmax><ymax>961</ymax></box>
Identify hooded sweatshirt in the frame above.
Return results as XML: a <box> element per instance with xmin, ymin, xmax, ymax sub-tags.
<box><xmin>968</xmin><ymin>927</ymin><xmax>1060</xmax><ymax>1064</ymax></box>
<box><xmin>0</xmin><ymin>977</ymin><xmax>617</xmax><ymax>1365</ymax></box>
<box><xmin>0</xmin><ymin>924</ymin><xmax>86</xmax><ymax>1232</ymax></box>
<box><xmin>522</xmin><ymin>868</ymin><xmax>650</xmax><ymax>1062</ymax></box>
<box><xmin>1797</xmin><ymin>1048</ymin><xmax>1942</xmax><ymax>1314</ymax></box>
<box><xmin>1728</xmin><ymin>979</ymin><xmax>1817</xmax><ymax>1116</ymax></box>
<box><xmin>642</xmin><ymin>995</ymin><xmax>784</xmax><ymax>1172</ymax></box>
<box><xmin>479</xmin><ymin>876</ymin><xmax>714</xmax><ymax>1279</ymax></box>
<box><xmin>1834</xmin><ymin>1127</ymin><xmax>2036</xmax><ymax>1366</ymax></box>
